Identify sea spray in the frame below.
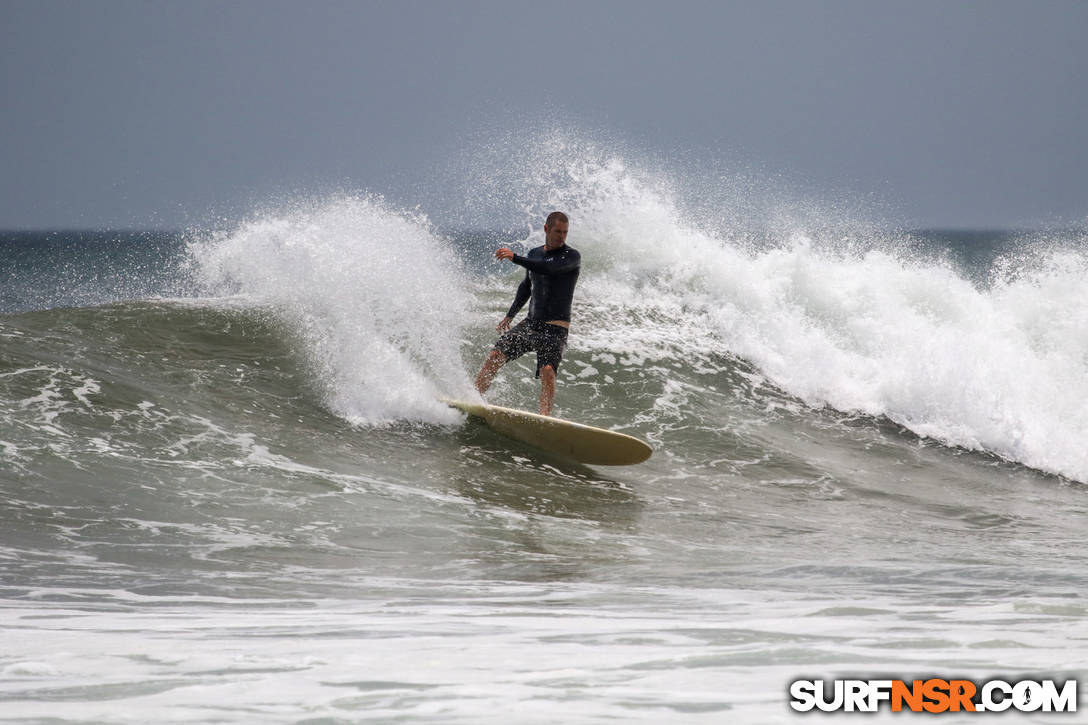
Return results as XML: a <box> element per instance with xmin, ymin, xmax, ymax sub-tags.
<box><xmin>468</xmin><ymin>131</ymin><xmax>1088</xmax><ymax>481</ymax></box>
<box><xmin>190</xmin><ymin>195</ymin><xmax>473</xmax><ymax>425</ymax></box>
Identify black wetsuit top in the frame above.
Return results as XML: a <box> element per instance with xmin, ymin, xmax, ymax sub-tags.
<box><xmin>505</xmin><ymin>244</ymin><xmax>581</xmax><ymax>323</ymax></box>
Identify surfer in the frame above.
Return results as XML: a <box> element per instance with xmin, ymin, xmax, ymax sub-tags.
<box><xmin>473</xmin><ymin>211</ymin><xmax>581</xmax><ymax>416</ymax></box>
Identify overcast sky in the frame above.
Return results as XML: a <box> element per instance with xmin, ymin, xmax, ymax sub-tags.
<box><xmin>2</xmin><ymin>0</ymin><xmax>1086</xmax><ymax>229</ymax></box>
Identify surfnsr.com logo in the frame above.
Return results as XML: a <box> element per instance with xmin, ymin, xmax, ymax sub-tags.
<box><xmin>789</xmin><ymin>678</ymin><xmax>1078</xmax><ymax>713</ymax></box>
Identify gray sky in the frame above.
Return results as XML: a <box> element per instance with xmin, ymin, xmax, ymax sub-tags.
<box><xmin>3</xmin><ymin>0</ymin><xmax>1086</xmax><ymax>229</ymax></box>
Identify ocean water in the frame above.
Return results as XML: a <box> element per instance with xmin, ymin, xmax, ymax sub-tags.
<box><xmin>2</xmin><ymin>146</ymin><xmax>1088</xmax><ymax>723</ymax></box>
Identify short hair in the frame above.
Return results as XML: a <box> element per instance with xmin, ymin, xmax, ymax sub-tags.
<box><xmin>545</xmin><ymin>211</ymin><xmax>569</xmax><ymax>228</ymax></box>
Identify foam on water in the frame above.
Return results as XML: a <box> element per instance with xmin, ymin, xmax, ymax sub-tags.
<box><xmin>1</xmin><ymin>583</ymin><xmax>1082</xmax><ymax>724</ymax></box>
<box><xmin>484</xmin><ymin>132</ymin><xmax>1088</xmax><ymax>482</ymax></box>
<box><xmin>190</xmin><ymin>195</ymin><xmax>473</xmax><ymax>426</ymax></box>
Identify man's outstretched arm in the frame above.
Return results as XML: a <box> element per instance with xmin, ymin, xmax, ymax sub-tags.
<box><xmin>510</xmin><ymin>248</ymin><xmax>580</xmax><ymax>275</ymax></box>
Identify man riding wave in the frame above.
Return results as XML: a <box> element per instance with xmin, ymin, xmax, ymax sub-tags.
<box><xmin>473</xmin><ymin>211</ymin><xmax>580</xmax><ymax>416</ymax></box>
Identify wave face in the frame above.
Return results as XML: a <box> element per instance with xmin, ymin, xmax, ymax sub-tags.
<box><xmin>4</xmin><ymin>138</ymin><xmax>1088</xmax><ymax>481</ymax></box>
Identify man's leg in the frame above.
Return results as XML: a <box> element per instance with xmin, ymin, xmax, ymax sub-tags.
<box><xmin>538</xmin><ymin>364</ymin><xmax>556</xmax><ymax>416</ymax></box>
<box><xmin>474</xmin><ymin>350</ymin><xmax>506</xmax><ymax>395</ymax></box>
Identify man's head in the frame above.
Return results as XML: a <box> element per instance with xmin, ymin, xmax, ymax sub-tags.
<box><xmin>544</xmin><ymin>211</ymin><xmax>569</xmax><ymax>250</ymax></box>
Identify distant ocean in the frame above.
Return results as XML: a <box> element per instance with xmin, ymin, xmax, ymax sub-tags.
<box><xmin>3</xmin><ymin>148</ymin><xmax>1087</xmax><ymax>722</ymax></box>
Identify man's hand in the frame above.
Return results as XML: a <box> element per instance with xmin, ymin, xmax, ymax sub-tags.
<box><xmin>496</xmin><ymin>316</ymin><xmax>513</xmax><ymax>332</ymax></box>
<box><xmin>495</xmin><ymin>247</ymin><xmax>515</xmax><ymax>261</ymax></box>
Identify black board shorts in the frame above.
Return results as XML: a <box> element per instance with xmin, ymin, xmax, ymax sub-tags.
<box><xmin>494</xmin><ymin>319</ymin><xmax>569</xmax><ymax>378</ymax></box>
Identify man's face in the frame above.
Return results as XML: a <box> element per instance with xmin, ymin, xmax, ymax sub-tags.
<box><xmin>544</xmin><ymin>220</ymin><xmax>569</xmax><ymax>250</ymax></box>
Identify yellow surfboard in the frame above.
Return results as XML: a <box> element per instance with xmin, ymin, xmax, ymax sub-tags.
<box><xmin>441</xmin><ymin>398</ymin><xmax>652</xmax><ymax>466</ymax></box>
